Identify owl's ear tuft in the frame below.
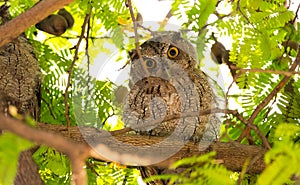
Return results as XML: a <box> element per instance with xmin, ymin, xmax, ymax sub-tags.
<box><xmin>172</xmin><ymin>31</ymin><xmax>182</xmax><ymax>39</ymax></box>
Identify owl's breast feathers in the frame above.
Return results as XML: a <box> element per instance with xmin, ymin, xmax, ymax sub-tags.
<box><xmin>126</xmin><ymin>77</ymin><xmax>181</xmax><ymax>136</ymax></box>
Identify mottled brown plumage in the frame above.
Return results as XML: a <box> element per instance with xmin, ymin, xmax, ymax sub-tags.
<box><xmin>0</xmin><ymin>35</ymin><xmax>41</xmax><ymax>118</ymax></box>
<box><xmin>124</xmin><ymin>32</ymin><xmax>220</xmax><ymax>184</ymax></box>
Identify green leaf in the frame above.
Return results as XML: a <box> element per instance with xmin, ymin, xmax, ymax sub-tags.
<box><xmin>0</xmin><ymin>132</ymin><xmax>33</xmax><ymax>185</ymax></box>
<box><xmin>258</xmin><ymin>124</ymin><xmax>300</xmax><ymax>185</ymax></box>
<box><xmin>185</xmin><ymin>0</ymin><xmax>218</xmax><ymax>31</ymax></box>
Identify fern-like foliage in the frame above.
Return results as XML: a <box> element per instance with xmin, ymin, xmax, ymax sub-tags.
<box><xmin>257</xmin><ymin>124</ymin><xmax>300</xmax><ymax>185</ymax></box>
<box><xmin>87</xmin><ymin>160</ymin><xmax>139</xmax><ymax>185</ymax></box>
<box><xmin>30</xmin><ymin>40</ymin><xmax>76</xmax><ymax>125</ymax></box>
<box><xmin>73</xmin><ymin>68</ymin><xmax>116</xmax><ymax>128</ymax></box>
<box><xmin>219</xmin><ymin>0</ymin><xmax>294</xmax><ymax>88</ymax></box>
<box><xmin>34</xmin><ymin>147</ymin><xmax>71</xmax><ymax>184</ymax></box>
<box><xmin>147</xmin><ymin>152</ymin><xmax>235</xmax><ymax>185</ymax></box>
<box><xmin>215</xmin><ymin>0</ymin><xmax>300</xmax><ymax>144</ymax></box>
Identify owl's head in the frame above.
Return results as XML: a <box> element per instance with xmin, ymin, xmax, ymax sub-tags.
<box><xmin>129</xmin><ymin>32</ymin><xmax>198</xmax><ymax>82</ymax></box>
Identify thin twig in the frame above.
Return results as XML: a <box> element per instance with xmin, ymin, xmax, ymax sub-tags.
<box><xmin>226</xmin><ymin>72</ymin><xmax>241</xmax><ymax>108</ymax></box>
<box><xmin>41</xmin><ymin>97</ymin><xmax>56</xmax><ymax>119</ymax></box>
<box><xmin>137</xmin><ymin>23</ymin><xmax>156</xmax><ymax>36</ymax></box>
<box><xmin>236</xmin><ymin>0</ymin><xmax>251</xmax><ymax>23</ymax></box>
<box><xmin>125</xmin><ymin>0</ymin><xmax>150</xmax><ymax>81</ymax></box>
<box><xmin>292</xmin><ymin>2</ymin><xmax>300</xmax><ymax>24</ymax></box>
<box><xmin>199</xmin><ymin>13</ymin><xmax>232</xmax><ymax>33</ymax></box>
<box><xmin>226</xmin><ymin>63</ymin><xmax>300</xmax><ymax>144</ymax></box>
<box><xmin>231</xmin><ymin>65</ymin><xmax>300</xmax><ymax>77</ymax></box>
<box><xmin>248</xmin><ymin>47</ymin><xmax>300</xmax><ymax>122</ymax></box>
<box><xmin>163</xmin><ymin>9</ymin><xmax>173</xmax><ymax>22</ymax></box>
<box><xmin>85</xmin><ymin>7</ymin><xmax>92</xmax><ymax>96</ymax></box>
<box><xmin>111</xmin><ymin>127</ymin><xmax>133</xmax><ymax>136</ymax></box>
<box><xmin>158</xmin><ymin>8</ymin><xmax>172</xmax><ymax>29</ymax></box>
<box><xmin>126</xmin><ymin>0</ymin><xmax>142</xmax><ymax>59</ymax></box>
<box><xmin>64</xmin><ymin>13</ymin><xmax>91</xmax><ymax>129</ymax></box>
<box><xmin>236</xmin><ymin>0</ymin><xmax>257</xmax><ymax>30</ymax></box>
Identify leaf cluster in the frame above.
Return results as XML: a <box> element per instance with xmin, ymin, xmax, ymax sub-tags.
<box><xmin>162</xmin><ymin>152</ymin><xmax>235</xmax><ymax>185</ymax></box>
<box><xmin>215</xmin><ymin>0</ymin><xmax>300</xmax><ymax>145</ymax></box>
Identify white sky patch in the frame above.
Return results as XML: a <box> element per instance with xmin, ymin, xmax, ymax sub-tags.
<box><xmin>133</xmin><ymin>0</ymin><xmax>173</xmax><ymax>22</ymax></box>
<box><xmin>95</xmin><ymin>49</ymin><xmax>130</xmax><ymax>86</ymax></box>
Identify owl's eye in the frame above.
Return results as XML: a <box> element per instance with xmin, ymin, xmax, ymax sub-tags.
<box><xmin>167</xmin><ymin>47</ymin><xmax>179</xmax><ymax>58</ymax></box>
<box><xmin>144</xmin><ymin>58</ymin><xmax>156</xmax><ymax>68</ymax></box>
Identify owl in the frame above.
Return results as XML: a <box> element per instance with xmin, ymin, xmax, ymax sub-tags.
<box><xmin>122</xmin><ymin>32</ymin><xmax>220</xmax><ymax>184</ymax></box>
<box><xmin>0</xmin><ymin>35</ymin><xmax>41</xmax><ymax>119</ymax></box>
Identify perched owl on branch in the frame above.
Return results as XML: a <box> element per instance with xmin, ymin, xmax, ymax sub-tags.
<box><xmin>0</xmin><ymin>35</ymin><xmax>41</xmax><ymax>119</ymax></box>
<box><xmin>122</xmin><ymin>32</ymin><xmax>221</xmax><ymax>184</ymax></box>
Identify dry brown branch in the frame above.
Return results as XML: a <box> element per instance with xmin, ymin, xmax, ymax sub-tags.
<box><xmin>39</xmin><ymin>122</ymin><xmax>267</xmax><ymax>174</ymax></box>
<box><xmin>0</xmin><ymin>0</ymin><xmax>74</xmax><ymax>47</ymax></box>
<box><xmin>231</xmin><ymin>65</ymin><xmax>300</xmax><ymax>77</ymax></box>
<box><xmin>0</xmin><ymin>115</ymin><xmax>92</xmax><ymax>185</ymax></box>
<box><xmin>0</xmin><ymin>113</ymin><xmax>267</xmax><ymax>185</ymax></box>
<box><xmin>39</xmin><ymin>121</ymin><xmax>267</xmax><ymax>174</ymax></box>
<box><xmin>292</xmin><ymin>2</ymin><xmax>300</xmax><ymax>24</ymax></box>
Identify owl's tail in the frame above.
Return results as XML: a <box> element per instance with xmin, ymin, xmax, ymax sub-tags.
<box><xmin>138</xmin><ymin>166</ymin><xmax>166</xmax><ymax>185</ymax></box>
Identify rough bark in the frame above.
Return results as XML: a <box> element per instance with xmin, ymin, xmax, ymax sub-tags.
<box><xmin>37</xmin><ymin>123</ymin><xmax>266</xmax><ymax>174</ymax></box>
<box><xmin>14</xmin><ymin>149</ymin><xmax>44</xmax><ymax>185</ymax></box>
<box><xmin>0</xmin><ymin>112</ymin><xmax>267</xmax><ymax>184</ymax></box>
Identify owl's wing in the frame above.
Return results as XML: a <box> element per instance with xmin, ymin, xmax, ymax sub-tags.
<box><xmin>191</xmin><ymin>68</ymin><xmax>225</xmax><ymax>108</ymax></box>
<box><xmin>189</xmin><ymin>68</ymin><xmax>223</xmax><ymax>142</ymax></box>
<box><xmin>205</xmin><ymin>72</ymin><xmax>225</xmax><ymax>102</ymax></box>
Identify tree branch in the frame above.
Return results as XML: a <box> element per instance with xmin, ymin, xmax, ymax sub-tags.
<box><xmin>0</xmin><ymin>115</ymin><xmax>92</xmax><ymax>185</ymax></box>
<box><xmin>0</xmin><ymin>0</ymin><xmax>74</xmax><ymax>47</ymax></box>
<box><xmin>0</xmin><ymin>113</ymin><xmax>266</xmax><ymax>185</ymax></box>
<box><xmin>231</xmin><ymin>66</ymin><xmax>300</xmax><ymax>77</ymax></box>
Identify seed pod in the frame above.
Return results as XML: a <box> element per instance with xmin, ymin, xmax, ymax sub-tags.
<box><xmin>58</xmin><ymin>8</ymin><xmax>74</xmax><ymax>28</ymax></box>
<box><xmin>35</xmin><ymin>14</ymin><xmax>68</xmax><ymax>36</ymax></box>
<box><xmin>211</xmin><ymin>41</ymin><xmax>228</xmax><ymax>64</ymax></box>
